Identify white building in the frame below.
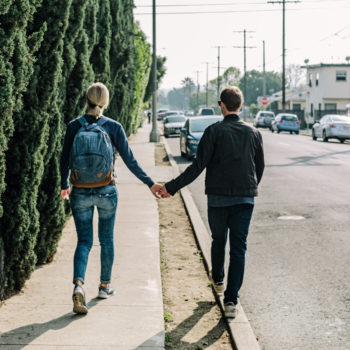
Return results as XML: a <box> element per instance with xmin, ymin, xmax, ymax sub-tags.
<box><xmin>302</xmin><ymin>63</ymin><xmax>350</xmax><ymax>119</ymax></box>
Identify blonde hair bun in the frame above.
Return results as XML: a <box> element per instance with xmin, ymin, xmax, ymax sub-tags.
<box><xmin>87</xmin><ymin>82</ymin><xmax>110</xmax><ymax>118</ymax></box>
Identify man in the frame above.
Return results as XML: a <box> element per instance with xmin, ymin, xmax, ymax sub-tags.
<box><xmin>160</xmin><ymin>86</ymin><xmax>264</xmax><ymax>318</ymax></box>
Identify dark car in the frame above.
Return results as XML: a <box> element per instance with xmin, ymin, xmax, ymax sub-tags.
<box><xmin>180</xmin><ymin>115</ymin><xmax>223</xmax><ymax>158</ymax></box>
<box><xmin>271</xmin><ymin>113</ymin><xmax>300</xmax><ymax>134</ymax></box>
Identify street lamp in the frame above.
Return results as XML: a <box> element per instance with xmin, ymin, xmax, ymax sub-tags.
<box><xmin>150</xmin><ymin>0</ymin><xmax>160</xmax><ymax>142</ymax></box>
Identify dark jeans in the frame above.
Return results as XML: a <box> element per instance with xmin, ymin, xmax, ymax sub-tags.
<box><xmin>70</xmin><ymin>185</ymin><xmax>118</xmax><ymax>284</ymax></box>
<box><xmin>208</xmin><ymin>204</ymin><xmax>254</xmax><ymax>304</ymax></box>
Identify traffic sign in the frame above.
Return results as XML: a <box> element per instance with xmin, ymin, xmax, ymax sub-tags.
<box><xmin>261</xmin><ymin>97</ymin><xmax>268</xmax><ymax>106</ymax></box>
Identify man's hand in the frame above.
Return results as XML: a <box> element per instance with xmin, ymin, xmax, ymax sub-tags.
<box><xmin>150</xmin><ymin>183</ymin><xmax>162</xmax><ymax>199</ymax></box>
<box><xmin>160</xmin><ymin>185</ymin><xmax>171</xmax><ymax>198</ymax></box>
<box><xmin>60</xmin><ymin>188</ymin><xmax>70</xmax><ymax>200</ymax></box>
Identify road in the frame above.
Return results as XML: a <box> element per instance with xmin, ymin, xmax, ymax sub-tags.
<box><xmin>165</xmin><ymin>128</ymin><xmax>350</xmax><ymax>350</ymax></box>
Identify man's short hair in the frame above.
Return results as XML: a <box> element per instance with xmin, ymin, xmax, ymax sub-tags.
<box><xmin>220</xmin><ymin>86</ymin><xmax>243</xmax><ymax>111</ymax></box>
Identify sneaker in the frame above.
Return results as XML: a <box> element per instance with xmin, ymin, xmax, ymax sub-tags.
<box><xmin>72</xmin><ymin>284</ymin><xmax>88</xmax><ymax>314</ymax></box>
<box><xmin>210</xmin><ymin>275</ymin><xmax>225</xmax><ymax>295</ymax></box>
<box><xmin>224</xmin><ymin>302</ymin><xmax>237</xmax><ymax>318</ymax></box>
<box><xmin>98</xmin><ymin>285</ymin><xmax>116</xmax><ymax>299</ymax></box>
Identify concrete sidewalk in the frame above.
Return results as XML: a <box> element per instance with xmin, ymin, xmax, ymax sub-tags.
<box><xmin>0</xmin><ymin>122</ymin><xmax>172</xmax><ymax>349</ymax></box>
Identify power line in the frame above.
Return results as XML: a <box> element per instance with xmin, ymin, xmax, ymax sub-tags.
<box><xmin>135</xmin><ymin>6</ymin><xmax>350</xmax><ymax>15</ymax></box>
<box><xmin>135</xmin><ymin>0</ymin><xmax>348</xmax><ymax>7</ymax></box>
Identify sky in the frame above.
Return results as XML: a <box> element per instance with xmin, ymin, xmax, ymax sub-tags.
<box><xmin>133</xmin><ymin>0</ymin><xmax>350</xmax><ymax>91</ymax></box>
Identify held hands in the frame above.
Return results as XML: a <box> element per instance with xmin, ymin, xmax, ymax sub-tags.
<box><xmin>150</xmin><ymin>184</ymin><xmax>171</xmax><ymax>199</ymax></box>
<box><xmin>60</xmin><ymin>188</ymin><xmax>70</xmax><ymax>200</ymax></box>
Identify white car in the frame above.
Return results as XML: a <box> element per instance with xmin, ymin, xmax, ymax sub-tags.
<box><xmin>163</xmin><ymin>115</ymin><xmax>187</xmax><ymax>137</ymax></box>
<box><xmin>312</xmin><ymin>114</ymin><xmax>350</xmax><ymax>143</ymax></box>
<box><xmin>253</xmin><ymin>111</ymin><xmax>275</xmax><ymax>128</ymax></box>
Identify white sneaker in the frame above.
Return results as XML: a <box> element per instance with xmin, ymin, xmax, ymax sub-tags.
<box><xmin>224</xmin><ymin>302</ymin><xmax>237</xmax><ymax>318</ymax></box>
<box><xmin>98</xmin><ymin>285</ymin><xmax>116</xmax><ymax>299</ymax></box>
<box><xmin>210</xmin><ymin>275</ymin><xmax>225</xmax><ymax>295</ymax></box>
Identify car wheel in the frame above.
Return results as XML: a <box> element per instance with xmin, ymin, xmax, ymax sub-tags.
<box><xmin>340</xmin><ymin>138</ymin><xmax>345</xmax><ymax>143</ymax></box>
<box><xmin>295</xmin><ymin>131</ymin><xmax>299</xmax><ymax>135</ymax></box>
<box><xmin>181</xmin><ymin>150</ymin><xmax>186</xmax><ymax>157</ymax></box>
<box><xmin>164</xmin><ymin>134</ymin><xmax>169</xmax><ymax>138</ymax></box>
<box><xmin>312</xmin><ymin>130</ymin><xmax>317</xmax><ymax>140</ymax></box>
<box><xmin>322</xmin><ymin>130</ymin><xmax>328</xmax><ymax>142</ymax></box>
<box><xmin>271</xmin><ymin>127</ymin><xmax>274</xmax><ymax>133</ymax></box>
<box><xmin>277</xmin><ymin>129</ymin><xmax>280</xmax><ymax>134</ymax></box>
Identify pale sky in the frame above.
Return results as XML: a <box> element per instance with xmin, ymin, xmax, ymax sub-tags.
<box><xmin>134</xmin><ymin>0</ymin><xmax>350</xmax><ymax>91</ymax></box>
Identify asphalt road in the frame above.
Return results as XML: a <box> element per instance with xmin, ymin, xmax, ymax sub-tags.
<box><xmin>165</xmin><ymin>128</ymin><xmax>350</xmax><ymax>350</ymax></box>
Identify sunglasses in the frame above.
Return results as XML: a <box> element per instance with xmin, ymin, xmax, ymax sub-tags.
<box><xmin>217</xmin><ymin>100</ymin><xmax>221</xmax><ymax>106</ymax></box>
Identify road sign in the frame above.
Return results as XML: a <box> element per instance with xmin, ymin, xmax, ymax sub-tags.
<box><xmin>261</xmin><ymin>97</ymin><xmax>268</xmax><ymax>106</ymax></box>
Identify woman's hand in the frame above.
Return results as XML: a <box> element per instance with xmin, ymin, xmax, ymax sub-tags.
<box><xmin>60</xmin><ymin>188</ymin><xmax>70</xmax><ymax>200</ymax></box>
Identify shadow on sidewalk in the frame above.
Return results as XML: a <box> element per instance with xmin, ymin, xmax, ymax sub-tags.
<box><xmin>0</xmin><ymin>298</ymin><xmax>102</xmax><ymax>349</ymax></box>
<box><xmin>133</xmin><ymin>301</ymin><xmax>231</xmax><ymax>349</ymax></box>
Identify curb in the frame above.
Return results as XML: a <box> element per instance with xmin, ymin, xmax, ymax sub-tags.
<box><xmin>162</xmin><ymin>137</ymin><xmax>261</xmax><ymax>350</ymax></box>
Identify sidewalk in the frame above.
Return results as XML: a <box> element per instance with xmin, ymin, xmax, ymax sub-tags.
<box><xmin>0</xmin><ymin>122</ymin><xmax>172</xmax><ymax>349</ymax></box>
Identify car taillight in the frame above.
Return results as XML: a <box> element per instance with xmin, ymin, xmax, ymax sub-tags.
<box><xmin>329</xmin><ymin>123</ymin><xmax>335</xmax><ymax>128</ymax></box>
<box><xmin>296</xmin><ymin>120</ymin><xmax>300</xmax><ymax>125</ymax></box>
<box><xmin>279</xmin><ymin>120</ymin><xmax>283</xmax><ymax>124</ymax></box>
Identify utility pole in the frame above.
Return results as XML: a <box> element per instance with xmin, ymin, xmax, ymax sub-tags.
<box><xmin>195</xmin><ymin>70</ymin><xmax>200</xmax><ymax>111</ymax></box>
<box><xmin>205</xmin><ymin>62</ymin><xmax>209</xmax><ymax>106</ymax></box>
<box><xmin>233</xmin><ymin>29</ymin><xmax>255</xmax><ymax>119</ymax></box>
<box><xmin>212</xmin><ymin>46</ymin><xmax>224</xmax><ymax>100</ymax></box>
<box><xmin>150</xmin><ymin>0</ymin><xmax>160</xmax><ymax>142</ymax></box>
<box><xmin>268</xmin><ymin>0</ymin><xmax>300</xmax><ymax>112</ymax></box>
<box><xmin>263</xmin><ymin>40</ymin><xmax>266</xmax><ymax>97</ymax></box>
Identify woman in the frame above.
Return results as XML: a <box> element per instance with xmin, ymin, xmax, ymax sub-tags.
<box><xmin>60</xmin><ymin>82</ymin><xmax>161</xmax><ymax>314</ymax></box>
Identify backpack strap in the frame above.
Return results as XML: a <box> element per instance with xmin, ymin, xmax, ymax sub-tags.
<box><xmin>77</xmin><ymin>116</ymin><xmax>87</xmax><ymax>127</ymax></box>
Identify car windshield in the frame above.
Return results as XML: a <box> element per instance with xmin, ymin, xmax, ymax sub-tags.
<box><xmin>332</xmin><ymin>116</ymin><xmax>350</xmax><ymax>122</ymax></box>
<box><xmin>201</xmin><ymin>109</ymin><xmax>214</xmax><ymax>115</ymax></box>
<box><xmin>165</xmin><ymin>116</ymin><xmax>186</xmax><ymax>123</ymax></box>
<box><xmin>166</xmin><ymin>112</ymin><xmax>179</xmax><ymax>116</ymax></box>
<box><xmin>261</xmin><ymin>113</ymin><xmax>274</xmax><ymax>117</ymax></box>
<box><xmin>281</xmin><ymin>115</ymin><xmax>298</xmax><ymax>121</ymax></box>
<box><xmin>190</xmin><ymin>118</ymin><xmax>221</xmax><ymax>132</ymax></box>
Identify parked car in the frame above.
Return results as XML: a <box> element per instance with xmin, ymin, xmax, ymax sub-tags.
<box><xmin>180</xmin><ymin>115</ymin><xmax>223</xmax><ymax>158</ymax></box>
<box><xmin>271</xmin><ymin>113</ymin><xmax>300</xmax><ymax>134</ymax></box>
<box><xmin>253</xmin><ymin>111</ymin><xmax>275</xmax><ymax>128</ymax></box>
<box><xmin>198</xmin><ymin>107</ymin><xmax>215</xmax><ymax>116</ymax></box>
<box><xmin>312</xmin><ymin>114</ymin><xmax>350</xmax><ymax>143</ymax></box>
<box><xmin>156</xmin><ymin>109</ymin><xmax>168</xmax><ymax>120</ymax></box>
<box><xmin>159</xmin><ymin>110</ymin><xmax>183</xmax><ymax>121</ymax></box>
<box><xmin>163</xmin><ymin>115</ymin><xmax>187</xmax><ymax>137</ymax></box>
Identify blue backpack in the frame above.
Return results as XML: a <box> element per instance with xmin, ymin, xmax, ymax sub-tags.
<box><xmin>69</xmin><ymin>116</ymin><xmax>114</xmax><ymax>186</ymax></box>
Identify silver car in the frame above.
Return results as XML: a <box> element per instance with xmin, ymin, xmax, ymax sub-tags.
<box><xmin>163</xmin><ymin>115</ymin><xmax>187</xmax><ymax>137</ymax></box>
<box><xmin>312</xmin><ymin>114</ymin><xmax>350</xmax><ymax>143</ymax></box>
<box><xmin>253</xmin><ymin>111</ymin><xmax>275</xmax><ymax>128</ymax></box>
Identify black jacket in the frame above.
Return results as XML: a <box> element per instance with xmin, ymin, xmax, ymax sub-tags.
<box><xmin>165</xmin><ymin>114</ymin><xmax>265</xmax><ymax>196</ymax></box>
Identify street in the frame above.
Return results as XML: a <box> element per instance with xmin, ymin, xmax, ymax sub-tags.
<box><xmin>166</xmin><ymin>129</ymin><xmax>350</xmax><ymax>350</ymax></box>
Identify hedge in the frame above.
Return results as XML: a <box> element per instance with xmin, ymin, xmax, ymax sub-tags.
<box><xmin>0</xmin><ymin>0</ymin><xmax>153</xmax><ymax>298</ymax></box>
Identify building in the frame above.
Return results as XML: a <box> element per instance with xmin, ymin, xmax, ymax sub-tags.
<box><xmin>302</xmin><ymin>63</ymin><xmax>350</xmax><ymax>120</ymax></box>
<box><xmin>263</xmin><ymin>87</ymin><xmax>306</xmax><ymax>111</ymax></box>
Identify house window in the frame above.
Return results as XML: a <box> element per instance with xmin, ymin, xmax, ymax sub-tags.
<box><xmin>318</xmin><ymin>103</ymin><xmax>321</xmax><ymax>111</ymax></box>
<box><xmin>336</xmin><ymin>71</ymin><xmax>347</xmax><ymax>81</ymax></box>
<box><xmin>311</xmin><ymin>103</ymin><xmax>314</xmax><ymax>116</ymax></box>
<box><xmin>293</xmin><ymin>104</ymin><xmax>301</xmax><ymax>111</ymax></box>
<box><xmin>316</xmin><ymin>73</ymin><xmax>319</xmax><ymax>86</ymax></box>
<box><xmin>325</xmin><ymin>103</ymin><xmax>337</xmax><ymax>111</ymax></box>
<box><xmin>309</xmin><ymin>73</ymin><xmax>313</xmax><ymax>87</ymax></box>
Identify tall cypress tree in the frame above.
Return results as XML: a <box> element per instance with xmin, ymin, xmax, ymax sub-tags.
<box><xmin>35</xmin><ymin>0</ymin><xmax>98</xmax><ymax>264</ymax></box>
<box><xmin>0</xmin><ymin>0</ymin><xmax>45</xmax><ymax>297</ymax></box>
<box><xmin>90</xmin><ymin>0</ymin><xmax>112</xmax><ymax>86</ymax></box>
<box><xmin>132</xmin><ymin>23</ymin><xmax>152</xmax><ymax>133</ymax></box>
<box><xmin>109</xmin><ymin>0</ymin><xmax>137</xmax><ymax>134</ymax></box>
<box><xmin>1</xmin><ymin>0</ymin><xmax>71</xmax><ymax>293</ymax></box>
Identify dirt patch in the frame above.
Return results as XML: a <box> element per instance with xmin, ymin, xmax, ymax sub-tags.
<box><xmin>156</xmin><ymin>143</ymin><xmax>233</xmax><ymax>350</ymax></box>
<box><xmin>155</xmin><ymin>143</ymin><xmax>170</xmax><ymax>166</ymax></box>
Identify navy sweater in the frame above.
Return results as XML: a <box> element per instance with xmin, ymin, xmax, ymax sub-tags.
<box><xmin>60</xmin><ymin>114</ymin><xmax>154</xmax><ymax>189</ymax></box>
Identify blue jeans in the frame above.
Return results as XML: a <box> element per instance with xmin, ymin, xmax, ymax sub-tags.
<box><xmin>70</xmin><ymin>185</ymin><xmax>118</xmax><ymax>284</ymax></box>
<box><xmin>208</xmin><ymin>204</ymin><xmax>254</xmax><ymax>304</ymax></box>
